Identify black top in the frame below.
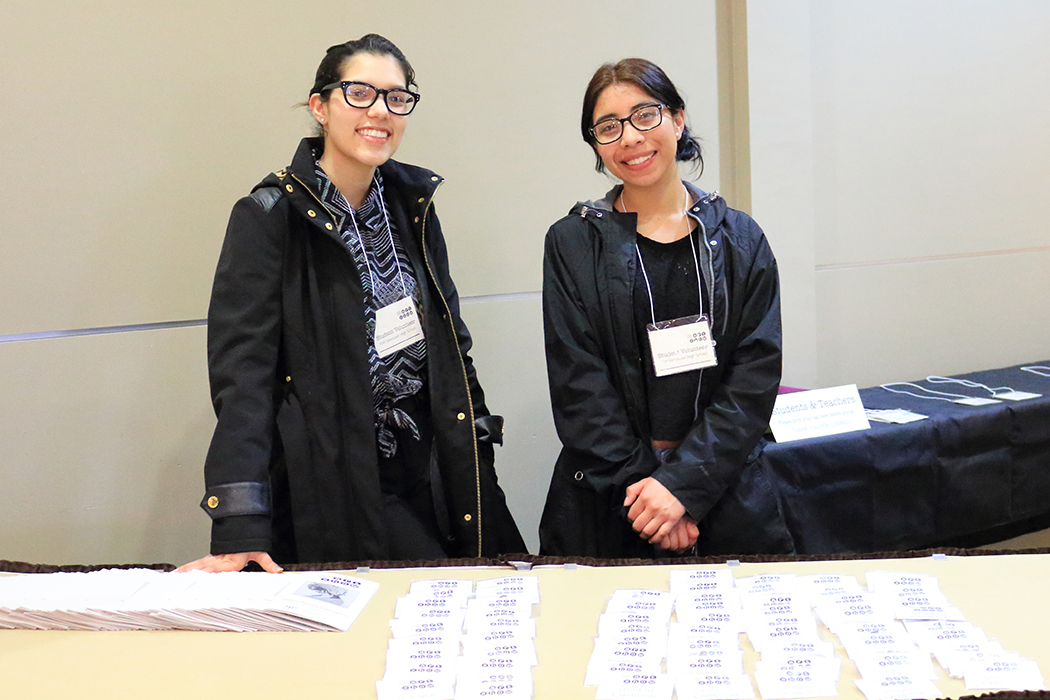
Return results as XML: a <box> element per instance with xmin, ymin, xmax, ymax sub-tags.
<box><xmin>633</xmin><ymin>227</ymin><xmax>709</xmax><ymax>442</ymax></box>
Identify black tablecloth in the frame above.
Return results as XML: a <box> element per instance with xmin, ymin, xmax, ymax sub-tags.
<box><xmin>760</xmin><ymin>361</ymin><xmax>1050</xmax><ymax>554</ymax></box>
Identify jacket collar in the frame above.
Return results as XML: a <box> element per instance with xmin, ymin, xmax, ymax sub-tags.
<box><xmin>254</xmin><ymin>137</ymin><xmax>444</xmax><ymax>203</ymax></box>
<box><xmin>570</xmin><ymin>181</ymin><xmax>727</xmax><ymax>231</ymax></box>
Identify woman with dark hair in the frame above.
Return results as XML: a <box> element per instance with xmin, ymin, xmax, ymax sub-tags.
<box><xmin>539</xmin><ymin>58</ymin><xmax>794</xmax><ymax>558</ymax></box>
<box><xmin>180</xmin><ymin>34</ymin><xmax>525</xmax><ymax>572</ymax></box>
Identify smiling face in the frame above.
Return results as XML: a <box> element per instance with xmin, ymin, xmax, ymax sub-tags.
<box><xmin>591</xmin><ymin>82</ymin><xmax>684</xmax><ymax>190</ymax></box>
<box><xmin>309</xmin><ymin>52</ymin><xmax>409</xmax><ymax>174</ymax></box>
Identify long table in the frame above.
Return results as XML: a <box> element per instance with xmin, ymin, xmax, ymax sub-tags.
<box><xmin>760</xmin><ymin>361</ymin><xmax>1050</xmax><ymax>553</ymax></box>
<box><xmin>2</xmin><ymin>552</ymin><xmax>1050</xmax><ymax>699</ymax></box>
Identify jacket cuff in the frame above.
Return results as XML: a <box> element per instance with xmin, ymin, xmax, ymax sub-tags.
<box><xmin>200</xmin><ymin>481</ymin><xmax>271</xmax><ymax>519</ymax></box>
<box><xmin>474</xmin><ymin>415</ymin><xmax>504</xmax><ymax>446</ymax></box>
<box><xmin>210</xmin><ymin>514</ymin><xmax>272</xmax><ymax>555</ymax></box>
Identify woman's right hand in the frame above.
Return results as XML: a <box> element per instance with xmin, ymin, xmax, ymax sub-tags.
<box><xmin>175</xmin><ymin>551</ymin><xmax>283</xmax><ymax>573</ymax></box>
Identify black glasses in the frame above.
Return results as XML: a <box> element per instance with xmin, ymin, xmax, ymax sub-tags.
<box><xmin>321</xmin><ymin>81</ymin><xmax>420</xmax><ymax>115</ymax></box>
<box><xmin>590</xmin><ymin>104</ymin><xmax>666</xmax><ymax>145</ymax></box>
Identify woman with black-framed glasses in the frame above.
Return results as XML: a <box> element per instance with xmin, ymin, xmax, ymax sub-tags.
<box><xmin>180</xmin><ymin>34</ymin><xmax>525</xmax><ymax>573</ymax></box>
<box><xmin>539</xmin><ymin>58</ymin><xmax>794</xmax><ymax>558</ymax></box>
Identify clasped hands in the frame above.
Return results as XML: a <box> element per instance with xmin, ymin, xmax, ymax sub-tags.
<box><xmin>624</xmin><ymin>477</ymin><xmax>698</xmax><ymax>553</ymax></box>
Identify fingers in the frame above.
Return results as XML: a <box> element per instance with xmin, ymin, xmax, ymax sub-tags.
<box><xmin>623</xmin><ymin>479</ymin><xmax>647</xmax><ymax>507</ymax></box>
<box><xmin>250</xmin><ymin>552</ymin><xmax>285</xmax><ymax>574</ymax></box>
<box><xmin>175</xmin><ymin>552</ymin><xmax>282</xmax><ymax>574</ymax></box>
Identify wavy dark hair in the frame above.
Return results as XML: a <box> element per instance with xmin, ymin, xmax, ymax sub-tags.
<box><xmin>306</xmin><ymin>34</ymin><xmax>415</xmax><ymax>134</ymax></box>
<box><xmin>581</xmin><ymin>58</ymin><xmax>703</xmax><ymax>176</ymax></box>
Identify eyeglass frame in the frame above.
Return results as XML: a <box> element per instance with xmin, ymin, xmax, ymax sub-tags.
<box><xmin>320</xmin><ymin>80</ymin><xmax>421</xmax><ymax>115</ymax></box>
<box><xmin>589</xmin><ymin>103</ymin><xmax>668</xmax><ymax>145</ymax></box>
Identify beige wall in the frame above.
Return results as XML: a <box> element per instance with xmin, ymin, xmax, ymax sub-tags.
<box><xmin>0</xmin><ymin>1</ymin><xmax>720</xmax><ymax>564</ymax></box>
<box><xmin>747</xmin><ymin>0</ymin><xmax>1050</xmax><ymax>389</ymax></box>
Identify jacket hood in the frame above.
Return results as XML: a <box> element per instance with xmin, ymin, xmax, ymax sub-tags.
<box><xmin>570</xmin><ymin>181</ymin><xmax>728</xmax><ymax>230</ymax></box>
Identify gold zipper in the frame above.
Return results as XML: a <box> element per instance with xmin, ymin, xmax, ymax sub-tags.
<box><xmin>419</xmin><ymin>180</ymin><xmax>483</xmax><ymax>557</ymax></box>
<box><xmin>288</xmin><ymin>173</ymin><xmax>341</xmax><ymax>231</ymax></box>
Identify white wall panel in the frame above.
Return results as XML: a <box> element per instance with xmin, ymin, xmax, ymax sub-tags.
<box><xmin>749</xmin><ymin>0</ymin><xmax>1050</xmax><ymax>388</ymax></box>
<box><xmin>815</xmin><ymin>251</ymin><xmax>1050</xmax><ymax>388</ymax></box>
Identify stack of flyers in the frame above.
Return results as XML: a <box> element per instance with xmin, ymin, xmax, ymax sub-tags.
<box><xmin>588</xmin><ymin>590</ymin><xmax>674</xmax><ymax>699</ymax></box>
<box><xmin>836</xmin><ymin>619</ymin><xmax>941</xmax><ymax>700</ymax></box>
<box><xmin>457</xmin><ymin>576</ymin><xmax>539</xmax><ymax>700</ymax></box>
<box><xmin>905</xmin><ymin>620</ymin><xmax>1046</xmax><ymax>692</ymax></box>
<box><xmin>378</xmin><ymin>579</ymin><xmax>471</xmax><ymax>700</ymax></box>
<box><xmin>0</xmin><ymin>569</ymin><xmax>377</xmax><ymax>632</ymax></box>
<box><xmin>667</xmin><ymin>620</ymin><xmax>753</xmax><ymax>700</ymax></box>
<box><xmin>732</xmin><ymin>574</ymin><xmax>838</xmax><ymax>699</ymax></box>
<box><xmin>865</xmin><ymin>571</ymin><xmax>964</xmax><ymax>622</ymax></box>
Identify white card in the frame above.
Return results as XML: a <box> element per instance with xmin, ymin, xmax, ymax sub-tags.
<box><xmin>854</xmin><ymin>649</ymin><xmax>937</xmax><ymax>681</ymax></box>
<box><xmin>675</xmin><ymin>673</ymin><xmax>755</xmax><ymax>700</ymax></box>
<box><xmin>769</xmin><ymin>385</ymin><xmax>870</xmax><ymax>442</ymax></box>
<box><xmin>595</xmin><ymin>671</ymin><xmax>675</xmax><ymax>700</ymax></box>
<box><xmin>952</xmin><ymin>396</ymin><xmax>1001</xmax><ymax>406</ymax></box>
<box><xmin>964</xmin><ymin>655</ymin><xmax>1046</xmax><ymax>691</ymax></box>
<box><xmin>854</xmin><ymin>675</ymin><xmax>943</xmax><ymax>700</ymax></box>
<box><xmin>376</xmin><ymin>677</ymin><xmax>454</xmax><ymax>700</ymax></box>
<box><xmin>375</xmin><ymin>296</ymin><xmax>425</xmax><ymax>358</ymax></box>
<box><xmin>993</xmin><ymin>390</ymin><xmax>1042</xmax><ymax>401</ymax></box>
<box><xmin>646</xmin><ymin>315</ymin><xmax>717</xmax><ymax>377</ymax></box>
<box><xmin>453</xmin><ymin>669</ymin><xmax>532</xmax><ymax>700</ymax></box>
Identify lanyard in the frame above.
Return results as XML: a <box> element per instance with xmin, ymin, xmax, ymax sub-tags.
<box><xmin>346</xmin><ymin>174</ymin><xmax>408</xmax><ymax>299</ymax></box>
<box><xmin>1021</xmin><ymin>366</ymin><xmax>1050</xmax><ymax>378</ymax></box>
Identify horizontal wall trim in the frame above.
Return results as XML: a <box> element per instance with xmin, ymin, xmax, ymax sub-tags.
<box><xmin>460</xmin><ymin>291</ymin><xmax>541</xmax><ymax>305</ymax></box>
<box><xmin>0</xmin><ymin>292</ymin><xmax>542</xmax><ymax>344</ymax></box>
<box><xmin>0</xmin><ymin>319</ymin><xmax>207</xmax><ymax>344</ymax></box>
<box><xmin>816</xmin><ymin>246</ymin><xmax>1050</xmax><ymax>272</ymax></box>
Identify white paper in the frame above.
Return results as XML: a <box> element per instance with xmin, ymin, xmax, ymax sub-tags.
<box><xmin>770</xmin><ymin>385</ymin><xmax>870</xmax><ymax>442</ymax></box>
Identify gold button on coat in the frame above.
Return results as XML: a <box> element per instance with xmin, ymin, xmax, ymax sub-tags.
<box><xmin>325</xmin><ymin>223</ymin><xmax>333</xmax><ymax>230</ymax></box>
<box><xmin>457</xmin><ymin>412</ymin><xmax>466</xmax><ymax>421</ymax></box>
<box><xmin>307</xmin><ymin>210</ymin><xmax>316</xmax><ymax>217</ymax></box>
<box><xmin>285</xmin><ymin>184</ymin><xmax>293</xmax><ymax>192</ymax></box>
<box><xmin>207</xmin><ymin>496</ymin><xmax>219</xmax><ymax>508</ymax></box>
<box><xmin>431</xmin><ymin>176</ymin><xmax>439</xmax><ymax>181</ymax></box>
<box><xmin>414</xmin><ymin>217</ymin><xmax>420</xmax><ymax>223</ymax></box>
<box><xmin>464</xmin><ymin>513</ymin><xmax>472</xmax><ymax>522</ymax></box>
<box><xmin>417</xmin><ymin>197</ymin><xmax>425</xmax><ymax>203</ymax></box>
<box><xmin>285</xmin><ymin>376</ymin><xmax>292</xmax><ymax>382</ymax></box>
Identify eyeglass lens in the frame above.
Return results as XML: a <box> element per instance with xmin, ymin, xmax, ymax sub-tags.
<box><xmin>593</xmin><ymin>105</ymin><xmax>663</xmax><ymax>144</ymax></box>
<box><xmin>343</xmin><ymin>83</ymin><xmax>417</xmax><ymax>114</ymax></box>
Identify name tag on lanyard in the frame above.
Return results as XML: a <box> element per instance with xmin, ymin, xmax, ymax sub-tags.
<box><xmin>374</xmin><ymin>296</ymin><xmax>425</xmax><ymax>358</ymax></box>
<box><xmin>647</xmin><ymin>314</ymin><xmax>717</xmax><ymax>377</ymax></box>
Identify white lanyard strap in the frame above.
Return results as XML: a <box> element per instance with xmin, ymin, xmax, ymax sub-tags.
<box><xmin>925</xmin><ymin>375</ymin><xmax>1014</xmax><ymax>396</ymax></box>
<box><xmin>880</xmin><ymin>382</ymin><xmax>969</xmax><ymax>402</ymax></box>
<box><xmin>347</xmin><ymin>175</ymin><xmax>407</xmax><ymax>298</ymax></box>
<box><xmin>1021</xmin><ymin>366</ymin><xmax>1050</xmax><ymax>378</ymax></box>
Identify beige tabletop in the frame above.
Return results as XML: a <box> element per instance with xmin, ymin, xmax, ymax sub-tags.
<box><xmin>2</xmin><ymin>553</ymin><xmax>1048</xmax><ymax>699</ymax></box>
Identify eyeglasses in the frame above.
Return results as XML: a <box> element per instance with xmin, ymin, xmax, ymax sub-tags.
<box><xmin>321</xmin><ymin>80</ymin><xmax>420</xmax><ymax>115</ymax></box>
<box><xmin>590</xmin><ymin>104</ymin><xmax>666</xmax><ymax>145</ymax></box>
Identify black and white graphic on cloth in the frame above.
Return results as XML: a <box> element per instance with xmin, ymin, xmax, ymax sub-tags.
<box><xmin>316</xmin><ymin>164</ymin><xmax>427</xmax><ymax>457</ymax></box>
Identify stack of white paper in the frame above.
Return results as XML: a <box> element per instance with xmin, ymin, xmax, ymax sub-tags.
<box><xmin>843</xmin><ymin>569</ymin><xmax>1048</xmax><ymax>699</ymax></box>
<box><xmin>0</xmin><ymin>568</ymin><xmax>378</xmax><ymax>632</ymax></box>
<box><xmin>379</xmin><ymin>579</ymin><xmax>471</xmax><ymax>700</ymax></box>
<box><xmin>457</xmin><ymin>576</ymin><xmax>539</xmax><ymax>700</ymax></box>
<box><xmin>669</xmin><ymin>569</ymin><xmax>753</xmax><ymax>700</ymax></box>
<box><xmin>587</xmin><ymin>589</ymin><xmax>675</xmax><ymax>700</ymax></box>
<box><xmin>377</xmin><ymin>575</ymin><xmax>539</xmax><ymax>700</ymax></box>
<box><xmin>734</xmin><ymin>574</ymin><xmax>838</xmax><ymax>699</ymax></box>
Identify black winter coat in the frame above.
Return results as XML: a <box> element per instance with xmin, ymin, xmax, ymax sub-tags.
<box><xmin>539</xmin><ymin>184</ymin><xmax>794</xmax><ymax>558</ymax></box>
<box><xmin>201</xmin><ymin>138</ymin><xmax>525</xmax><ymax>563</ymax></box>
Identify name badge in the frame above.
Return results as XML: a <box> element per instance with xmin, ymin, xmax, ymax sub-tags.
<box><xmin>374</xmin><ymin>297</ymin><xmax>424</xmax><ymax>358</ymax></box>
<box><xmin>646</xmin><ymin>314</ymin><xmax>717</xmax><ymax>377</ymax></box>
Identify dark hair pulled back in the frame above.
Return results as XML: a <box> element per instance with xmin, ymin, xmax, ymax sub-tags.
<box><xmin>309</xmin><ymin>33</ymin><xmax>416</xmax><ymax>100</ymax></box>
<box><xmin>581</xmin><ymin>58</ymin><xmax>703</xmax><ymax>176</ymax></box>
